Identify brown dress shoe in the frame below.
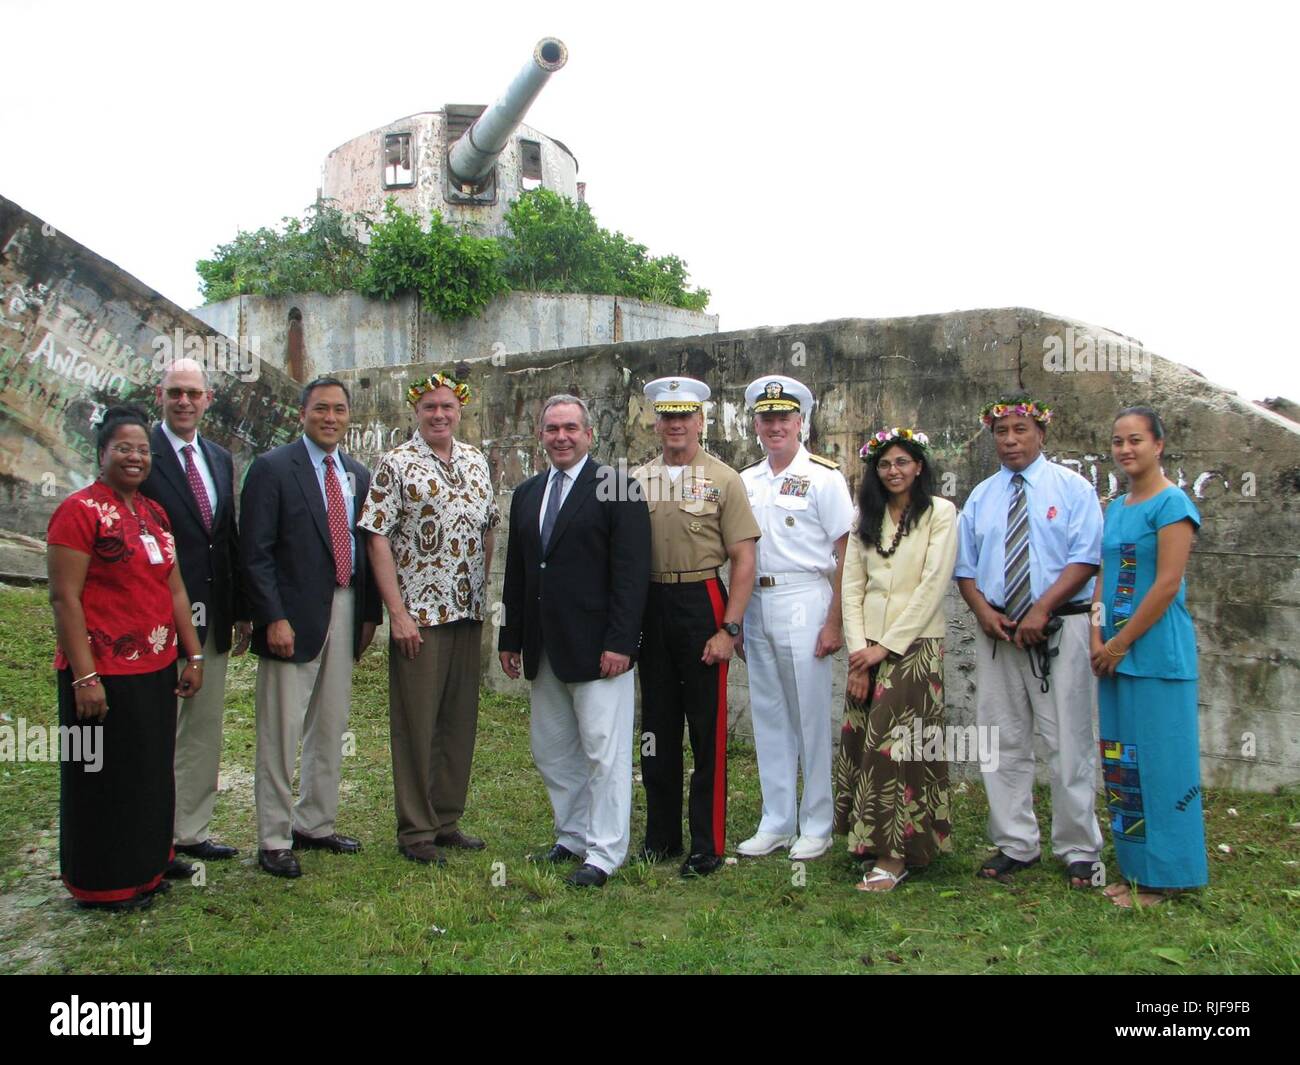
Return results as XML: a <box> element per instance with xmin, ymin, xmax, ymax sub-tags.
<box><xmin>259</xmin><ymin>849</ymin><xmax>302</xmax><ymax>878</ymax></box>
<box><xmin>291</xmin><ymin>831</ymin><xmax>362</xmax><ymax>854</ymax></box>
<box><xmin>399</xmin><ymin>841</ymin><xmax>447</xmax><ymax>866</ymax></box>
<box><xmin>434</xmin><ymin>829</ymin><xmax>485</xmax><ymax>850</ymax></box>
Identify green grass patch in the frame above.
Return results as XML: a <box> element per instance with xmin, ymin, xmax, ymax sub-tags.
<box><xmin>1</xmin><ymin>584</ymin><xmax>1296</xmax><ymax>973</ymax></box>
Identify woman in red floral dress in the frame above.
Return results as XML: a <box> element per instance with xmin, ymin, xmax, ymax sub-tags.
<box><xmin>47</xmin><ymin>405</ymin><xmax>204</xmax><ymax>910</ymax></box>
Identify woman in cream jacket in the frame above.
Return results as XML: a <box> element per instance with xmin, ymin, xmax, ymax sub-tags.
<box><xmin>833</xmin><ymin>428</ymin><xmax>958</xmax><ymax>892</ymax></box>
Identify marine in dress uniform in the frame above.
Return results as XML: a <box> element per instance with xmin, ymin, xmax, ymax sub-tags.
<box><xmin>633</xmin><ymin>377</ymin><xmax>760</xmax><ymax>877</ymax></box>
<box><xmin>736</xmin><ymin>376</ymin><xmax>855</xmax><ymax>862</ymax></box>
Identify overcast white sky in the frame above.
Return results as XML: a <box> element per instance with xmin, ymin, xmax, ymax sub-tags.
<box><xmin>3</xmin><ymin>0</ymin><xmax>1296</xmax><ymax>402</ymax></box>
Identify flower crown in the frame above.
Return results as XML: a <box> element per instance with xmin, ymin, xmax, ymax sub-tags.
<box><xmin>407</xmin><ymin>372</ymin><xmax>472</xmax><ymax>406</ymax></box>
<box><xmin>980</xmin><ymin>399</ymin><xmax>1052</xmax><ymax>428</ymax></box>
<box><xmin>859</xmin><ymin>427</ymin><xmax>930</xmax><ymax>459</ymax></box>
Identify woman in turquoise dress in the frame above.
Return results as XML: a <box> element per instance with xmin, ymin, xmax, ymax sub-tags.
<box><xmin>1091</xmin><ymin>406</ymin><xmax>1206</xmax><ymax>907</ymax></box>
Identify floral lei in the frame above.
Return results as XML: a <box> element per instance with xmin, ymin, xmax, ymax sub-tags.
<box><xmin>407</xmin><ymin>372</ymin><xmax>472</xmax><ymax>406</ymax></box>
<box><xmin>980</xmin><ymin>399</ymin><xmax>1052</xmax><ymax>428</ymax></box>
<box><xmin>859</xmin><ymin>426</ymin><xmax>930</xmax><ymax>460</ymax></box>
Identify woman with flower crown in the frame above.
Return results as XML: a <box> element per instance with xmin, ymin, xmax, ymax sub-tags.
<box><xmin>833</xmin><ymin>428</ymin><xmax>958</xmax><ymax>891</ymax></box>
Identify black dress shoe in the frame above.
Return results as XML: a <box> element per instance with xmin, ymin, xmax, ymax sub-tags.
<box><xmin>531</xmin><ymin>843</ymin><xmax>581</xmax><ymax>864</ymax></box>
<box><xmin>176</xmin><ymin>839</ymin><xmax>239</xmax><ymax>860</ymax></box>
<box><xmin>566</xmin><ymin>863</ymin><xmax>609</xmax><ymax>888</ymax></box>
<box><xmin>637</xmin><ymin>843</ymin><xmax>684</xmax><ymax>864</ymax></box>
<box><xmin>680</xmin><ymin>853</ymin><xmax>724</xmax><ymax>878</ymax></box>
<box><xmin>259</xmin><ymin>849</ymin><xmax>302</xmax><ymax>878</ymax></box>
<box><xmin>399</xmin><ymin>841</ymin><xmax>447</xmax><ymax>866</ymax></box>
<box><xmin>434</xmin><ymin>829</ymin><xmax>486</xmax><ymax>850</ymax></box>
<box><xmin>291</xmin><ymin>831</ymin><xmax>362</xmax><ymax>854</ymax></box>
<box><xmin>164</xmin><ymin>857</ymin><xmax>196</xmax><ymax>879</ymax></box>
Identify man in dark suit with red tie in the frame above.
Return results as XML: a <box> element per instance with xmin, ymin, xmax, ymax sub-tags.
<box><xmin>499</xmin><ymin>394</ymin><xmax>650</xmax><ymax>886</ymax></box>
<box><xmin>140</xmin><ymin>358</ymin><xmax>248</xmax><ymax>871</ymax></box>
<box><xmin>240</xmin><ymin>377</ymin><xmax>382</xmax><ymax>878</ymax></box>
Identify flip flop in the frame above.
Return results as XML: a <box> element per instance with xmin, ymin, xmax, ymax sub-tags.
<box><xmin>1066</xmin><ymin>860</ymin><xmax>1100</xmax><ymax>889</ymax></box>
<box><xmin>856</xmin><ymin>865</ymin><xmax>909</xmax><ymax>892</ymax></box>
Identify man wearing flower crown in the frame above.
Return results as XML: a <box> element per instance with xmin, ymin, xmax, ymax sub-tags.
<box><xmin>954</xmin><ymin>391</ymin><xmax>1105</xmax><ymax>887</ymax></box>
<box><xmin>358</xmin><ymin>371</ymin><xmax>500</xmax><ymax>865</ymax></box>
<box><xmin>735</xmin><ymin>375</ymin><xmax>854</xmax><ymax>862</ymax></box>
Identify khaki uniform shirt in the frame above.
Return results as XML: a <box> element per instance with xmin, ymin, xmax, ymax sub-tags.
<box><xmin>357</xmin><ymin>433</ymin><xmax>500</xmax><ymax>626</ymax></box>
<box><xmin>633</xmin><ymin>449</ymin><xmax>760</xmax><ymax>574</ymax></box>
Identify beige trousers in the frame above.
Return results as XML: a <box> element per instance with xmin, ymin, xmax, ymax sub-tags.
<box><xmin>173</xmin><ymin>626</ymin><xmax>230</xmax><ymax>846</ymax></box>
<box><xmin>254</xmin><ymin>588</ymin><xmax>355</xmax><ymax>850</ymax></box>
<box><xmin>388</xmin><ymin>620</ymin><xmax>482</xmax><ymax>846</ymax></box>
<box><xmin>974</xmin><ymin>613</ymin><xmax>1103</xmax><ymax>866</ymax></box>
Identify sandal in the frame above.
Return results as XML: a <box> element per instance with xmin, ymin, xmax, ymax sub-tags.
<box><xmin>977</xmin><ymin>850</ymin><xmax>1041</xmax><ymax>879</ymax></box>
<box><xmin>856</xmin><ymin>865</ymin><xmax>909</xmax><ymax>892</ymax></box>
<box><xmin>1066</xmin><ymin>860</ymin><xmax>1100</xmax><ymax>889</ymax></box>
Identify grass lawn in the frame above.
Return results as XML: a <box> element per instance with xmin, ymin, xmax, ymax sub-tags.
<box><xmin>1</xmin><ymin>584</ymin><xmax>1296</xmax><ymax>974</ymax></box>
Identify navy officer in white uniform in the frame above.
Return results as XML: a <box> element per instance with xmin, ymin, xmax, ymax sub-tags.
<box><xmin>736</xmin><ymin>376</ymin><xmax>855</xmax><ymax>862</ymax></box>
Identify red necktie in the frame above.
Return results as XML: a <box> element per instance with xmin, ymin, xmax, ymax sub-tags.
<box><xmin>322</xmin><ymin>454</ymin><xmax>352</xmax><ymax>587</ymax></box>
<box><xmin>181</xmin><ymin>444</ymin><xmax>213</xmax><ymax>533</ymax></box>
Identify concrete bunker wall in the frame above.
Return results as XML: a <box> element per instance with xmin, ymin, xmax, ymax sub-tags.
<box><xmin>336</xmin><ymin>310</ymin><xmax>1300</xmax><ymax>792</ymax></box>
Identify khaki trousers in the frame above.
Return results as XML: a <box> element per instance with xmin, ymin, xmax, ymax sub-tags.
<box><xmin>173</xmin><ymin>626</ymin><xmax>230</xmax><ymax>846</ymax></box>
<box><xmin>254</xmin><ymin>588</ymin><xmax>355</xmax><ymax>850</ymax></box>
<box><xmin>388</xmin><ymin>620</ymin><xmax>482</xmax><ymax>846</ymax></box>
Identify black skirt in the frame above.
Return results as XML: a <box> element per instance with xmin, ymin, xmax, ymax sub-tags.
<box><xmin>58</xmin><ymin>666</ymin><xmax>177</xmax><ymax>902</ymax></box>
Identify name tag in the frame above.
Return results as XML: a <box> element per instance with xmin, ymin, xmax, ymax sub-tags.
<box><xmin>139</xmin><ymin>533</ymin><xmax>165</xmax><ymax>565</ymax></box>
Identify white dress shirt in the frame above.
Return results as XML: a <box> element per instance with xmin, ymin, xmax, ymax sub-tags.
<box><xmin>538</xmin><ymin>453</ymin><xmax>590</xmax><ymax>533</ymax></box>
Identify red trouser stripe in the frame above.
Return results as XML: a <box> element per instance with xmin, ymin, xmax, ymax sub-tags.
<box><xmin>704</xmin><ymin>578</ymin><xmax>728</xmax><ymax>854</ymax></box>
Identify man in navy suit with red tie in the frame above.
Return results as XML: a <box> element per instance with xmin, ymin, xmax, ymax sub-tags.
<box><xmin>240</xmin><ymin>377</ymin><xmax>382</xmax><ymax>878</ymax></box>
<box><xmin>140</xmin><ymin>357</ymin><xmax>248</xmax><ymax>871</ymax></box>
<box><xmin>499</xmin><ymin>394</ymin><xmax>650</xmax><ymax>886</ymax></box>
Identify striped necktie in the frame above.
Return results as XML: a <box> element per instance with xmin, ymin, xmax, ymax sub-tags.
<box><xmin>541</xmin><ymin>468</ymin><xmax>564</xmax><ymax>553</ymax></box>
<box><xmin>1004</xmin><ymin>473</ymin><xmax>1031</xmax><ymax>621</ymax></box>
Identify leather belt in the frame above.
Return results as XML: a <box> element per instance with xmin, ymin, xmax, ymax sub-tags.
<box><xmin>650</xmin><ymin>567</ymin><xmax>719</xmax><ymax>584</ymax></box>
<box><xmin>756</xmin><ymin>572</ymin><xmax>824</xmax><ymax>588</ymax></box>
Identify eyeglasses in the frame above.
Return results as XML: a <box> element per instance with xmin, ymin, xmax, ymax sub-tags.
<box><xmin>109</xmin><ymin>445</ymin><xmax>152</xmax><ymax>457</ymax></box>
<box><xmin>165</xmin><ymin>388</ymin><xmax>208</xmax><ymax>402</ymax></box>
<box><xmin>876</xmin><ymin>458</ymin><xmax>915</xmax><ymax>472</ymax></box>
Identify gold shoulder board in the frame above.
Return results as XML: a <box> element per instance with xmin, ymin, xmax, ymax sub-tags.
<box><xmin>809</xmin><ymin>454</ymin><xmax>840</xmax><ymax>469</ymax></box>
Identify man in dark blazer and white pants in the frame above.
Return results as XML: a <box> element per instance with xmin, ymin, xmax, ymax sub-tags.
<box><xmin>240</xmin><ymin>377</ymin><xmax>382</xmax><ymax>878</ymax></box>
<box><xmin>499</xmin><ymin>394</ymin><xmax>650</xmax><ymax>886</ymax></box>
<box><xmin>140</xmin><ymin>357</ymin><xmax>248</xmax><ymax>865</ymax></box>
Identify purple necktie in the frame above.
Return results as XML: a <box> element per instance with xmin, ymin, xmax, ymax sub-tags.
<box><xmin>182</xmin><ymin>444</ymin><xmax>213</xmax><ymax>533</ymax></box>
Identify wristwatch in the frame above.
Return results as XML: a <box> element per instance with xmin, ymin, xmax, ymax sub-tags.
<box><xmin>721</xmin><ymin>622</ymin><xmax>741</xmax><ymax>637</ymax></box>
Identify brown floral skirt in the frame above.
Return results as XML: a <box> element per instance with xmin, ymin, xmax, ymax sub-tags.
<box><xmin>832</xmin><ymin>637</ymin><xmax>952</xmax><ymax>866</ymax></box>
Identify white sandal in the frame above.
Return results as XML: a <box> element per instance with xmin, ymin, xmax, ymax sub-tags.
<box><xmin>856</xmin><ymin>865</ymin><xmax>909</xmax><ymax>892</ymax></box>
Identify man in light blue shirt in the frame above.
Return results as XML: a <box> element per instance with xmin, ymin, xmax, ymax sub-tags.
<box><xmin>955</xmin><ymin>393</ymin><xmax>1105</xmax><ymax>888</ymax></box>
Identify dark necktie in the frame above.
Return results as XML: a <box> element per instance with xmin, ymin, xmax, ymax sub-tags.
<box><xmin>541</xmin><ymin>468</ymin><xmax>565</xmax><ymax>553</ymax></box>
<box><xmin>1004</xmin><ymin>472</ymin><xmax>1031</xmax><ymax>620</ymax></box>
<box><xmin>322</xmin><ymin>454</ymin><xmax>352</xmax><ymax>587</ymax></box>
<box><xmin>181</xmin><ymin>444</ymin><xmax>213</xmax><ymax>533</ymax></box>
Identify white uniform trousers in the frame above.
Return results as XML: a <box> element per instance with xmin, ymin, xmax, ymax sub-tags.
<box><xmin>974</xmin><ymin>612</ymin><xmax>1103</xmax><ymax>866</ymax></box>
<box><xmin>254</xmin><ymin>588</ymin><xmax>355</xmax><ymax>851</ymax></box>
<box><xmin>530</xmin><ymin>652</ymin><xmax>635</xmax><ymax>875</ymax></box>
<box><xmin>743</xmin><ymin>579</ymin><xmax>834</xmax><ymax>839</ymax></box>
<box><xmin>173</xmin><ymin>625</ymin><xmax>230</xmax><ymax>846</ymax></box>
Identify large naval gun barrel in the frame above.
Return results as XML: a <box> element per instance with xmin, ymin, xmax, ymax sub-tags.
<box><xmin>447</xmin><ymin>37</ymin><xmax>568</xmax><ymax>188</ymax></box>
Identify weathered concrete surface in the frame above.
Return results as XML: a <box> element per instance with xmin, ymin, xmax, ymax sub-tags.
<box><xmin>336</xmin><ymin>310</ymin><xmax>1300</xmax><ymax>792</ymax></box>
<box><xmin>322</xmin><ymin>113</ymin><xmax>579</xmax><ymax>237</ymax></box>
<box><xmin>193</xmin><ymin>291</ymin><xmax>717</xmax><ymax>380</ymax></box>
<box><xmin>0</xmin><ymin>194</ymin><xmax>303</xmax><ymax>539</ymax></box>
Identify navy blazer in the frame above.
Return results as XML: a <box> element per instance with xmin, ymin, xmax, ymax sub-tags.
<box><xmin>239</xmin><ymin>438</ymin><xmax>382</xmax><ymax>663</ymax></box>
<box><xmin>499</xmin><ymin>458</ymin><xmax>650</xmax><ymax>683</ymax></box>
<box><xmin>139</xmin><ymin>424</ymin><xmax>243</xmax><ymax>654</ymax></box>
